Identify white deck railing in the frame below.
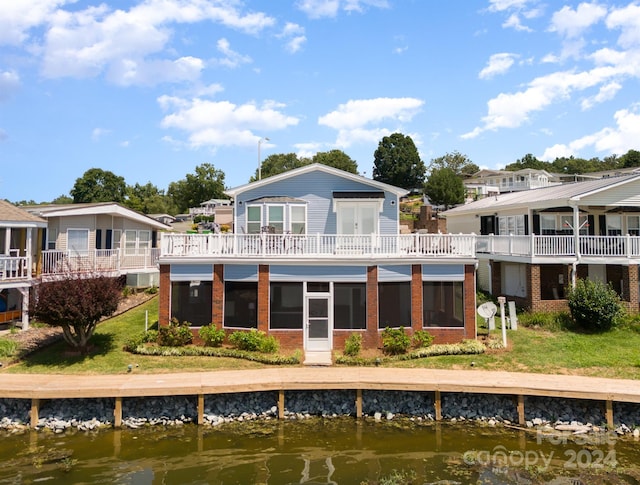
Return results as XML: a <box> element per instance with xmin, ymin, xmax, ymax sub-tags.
<box><xmin>41</xmin><ymin>248</ymin><xmax>159</xmax><ymax>275</ymax></box>
<box><xmin>0</xmin><ymin>256</ymin><xmax>29</xmax><ymax>280</ymax></box>
<box><xmin>476</xmin><ymin>234</ymin><xmax>640</xmax><ymax>258</ymax></box>
<box><xmin>160</xmin><ymin>233</ymin><xmax>477</xmax><ymax>258</ymax></box>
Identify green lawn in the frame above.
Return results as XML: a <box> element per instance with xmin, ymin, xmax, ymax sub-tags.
<box><xmin>4</xmin><ymin>298</ymin><xmax>640</xmax><ymax>379</ymax></box>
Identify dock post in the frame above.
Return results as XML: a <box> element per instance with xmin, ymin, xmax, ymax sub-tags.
<box><xmin>278</xmin><ymin>390</ymin><xmax>285</xmax><ymax>419</ymax></box>
<box><xmin>434</xmin><ymin>391</ymin><xmax>442</xmax><ymax>421</ymax></box>
<box><xmin>30</xmin><ymin>398</ymin><xmax>40</xmax><ymax>428</ymax></box>
<box><xmin>197</xmin><ymin>394</ymin><xmax>205</xmax><ymax>425</ymax></box>
<box><xmin>605</xmin><ymin>400</ymin><xmax>614</xmax><ymax>429</ymax></box>
<box><xmin>355</xmin><ymin>389</ymin><xmax>363</xmax><ymax>418</ymax></box>
<box><xmin>517</xmin><ymin>395</ymin><xmax>525</xmax><ymax>426</ymax></box>
<box><xmin>114</xmin><ymin>397</ymin><xmax>122</xmax><ymax>428</ymax></box>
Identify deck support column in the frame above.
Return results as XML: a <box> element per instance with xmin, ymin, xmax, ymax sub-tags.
<box><xmin>605</xmin><ymin>400</ymin><xmax>614</xmax><ymax>428</ymax></box>
<box><xmin>30</xmin><ymin>398</ymin><xmax>40</xmax><ymax>428</ymax></box>
<box><xmin>278</xmin><ymin>390</ymin><xmax>285</xmax><ymax>419</ymax></box>
<box><xmin>355</xmin><ymin>389</ymin><xmax>362</xmax><ymax>418</ymax></box>
<box><xmin>517</xmin><ymin>395</ymin><xmax>525</xmax><ymax>426</ymax></box>
<box><xmin>197</xmin><ymin>394</ymin><xmax>205</xmax><ymax>425</ymax></box>
<box><xmin>114</xmin><ymin>397</ymin><xmax>122</xmax><ymax>428</ymax></box>
<box><xmin>434</xmin><ymin>391</ymin><xmax>442</xmax><ymax>421</ymax></box>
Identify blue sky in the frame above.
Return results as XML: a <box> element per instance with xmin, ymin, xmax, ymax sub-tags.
<box><xmin>1</xmin><ymin>0</ymin><xmax>640</xmax><ymax>204</ymax></box>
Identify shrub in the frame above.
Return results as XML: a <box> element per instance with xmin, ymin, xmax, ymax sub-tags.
<box><xmin>412</xmin><ymin>329</ymin><xmax>434</xmax><ymax>348</ymax></box>
<box><xmin>123</xmin><ymin>330</ymin><xmax>158</xmax><ymax>352</ymax></box>
<box><xmin>0</xmin><ymin>338</ymin><xmax>18</xmax><ymax>358</ymax></box>
<box><xmin>344</xmin><ymin>333</ymin><xmax>362</xmax><ymax>357</ymax></box>
<box><xmin>144</xmin><ymin>286</ymin><xmax>158</xmax><ymax>295</ymax></box>
<box><xmin>567</xmin><ymin>278</ymin><xmax>623</xmax><ymax>332</ymax></box>
<box><xmin>381</xmin><ymin>327</ymin><xmax>411</xmax><ymax>355</ymax></box>
<box><xmin>198</xmin><ymin>325</ymin><xmax>225</xmax><ymax>347</ymax></box>
<box><xmin>229</xmin><ymin>329</ymin><xmax>278</xmax><ymax>353</ymax></box>
<box><xmin>157</xmin><ymin>319</ymin><xmax>193</xmax><ymax>347</ymax></box>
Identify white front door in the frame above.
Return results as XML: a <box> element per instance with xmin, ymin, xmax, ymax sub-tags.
<box><xmin>304</xmin><ymin>294</ymin><xmax>332</xmax><ymax>351</ymax></box>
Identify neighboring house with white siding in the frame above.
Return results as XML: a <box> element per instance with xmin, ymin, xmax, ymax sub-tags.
<box><xmin>23</xmin><ymin>202</ymin><xmax>170</xmax><ymax>288</ymax></box>
<box><xmin>443</xmin><ymin>174</ymin><xmax>640</xmax><ymax>313</ymax></box>
<box><xmin>158</xmin><ymin>164</ymin><xmax>478</xmax><ymax>359</ymax></box>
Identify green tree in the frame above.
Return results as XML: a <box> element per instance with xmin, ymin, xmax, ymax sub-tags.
<box><xmin>430</xmin><ymin>151</ymin><xmax>479</xmax><ymax>178</ymax></box>
<box><xmin>251</xmin><ymin>153</ymin><xmax>310</xmax><ymax>182</ymax></box>
<box><xmin>51</xmin><ymin>194</ymin><xmax>73</xmax><ymax>204</ymax></box>
<box><xmin>126</xmin><ymin>182</ymin><xmax>175</xmax><ymax>215</ymax></box>
<box><xmin>312</xmin><ymin>150</ymin><xmax>359</xmax><ymax>174</ymax></box>
<box><xmin>423</xmin><ymin>167</ymin><xmax>465</xmax><ymax>209</ymax></box>
<box><xmin>372</xmin><ymin>133</ymin><xmax>425</xmax><ymax>189</ymax></box>
<box><xmin>620</xmin><ymin>149</ymin><xmax>640</xmax><ymax>169</ymax></box>
<box><xmin>504</xmin><ymin>153</ymin><xmax>551</xmax><ymax>171</ymax></box>
<box><xmin>167</xmin><ymin>163</ymin><xmax>227</xmax><ymax>214</ymax></box>
<box><xmin>30</xmin><ymin>275</ymin><xmax>122</xmax><ymax>354</ymax></box>
<box><xmin>70</xmin><ymin>168</ymin><xmax>127</xmax><ymax>203</ymax></box>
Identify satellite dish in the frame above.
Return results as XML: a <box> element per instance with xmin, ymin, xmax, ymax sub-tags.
<box><xmin>477</xmin><ymin>302</ymin><xmax>497</xmax><ymax>319</ymax></box>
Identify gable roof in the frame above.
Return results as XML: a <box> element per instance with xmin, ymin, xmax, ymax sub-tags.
<box><xmin>22</xmin><ymin>202</ymin><xmax>171</xmax><ymax>230</ymax></box>
<box><xmin>443</xmin><ymin>174</ymin><xmax>640</xmax><ymax>216</ymax></box>
<box><xmin>0</xmin><ymin>200</ymin><xmax>47</xmax><ymax>228</ymax></box>
<box><xmin>225</xmin><ymin>163</ymin><xmax>409</xmax><ymax>198</ymax></box>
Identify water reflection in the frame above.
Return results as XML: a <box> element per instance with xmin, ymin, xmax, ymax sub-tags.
<box><xmin>0</xmin><ymin>419</ymin><xmax>639</xmax><ymax>484</ymax></box>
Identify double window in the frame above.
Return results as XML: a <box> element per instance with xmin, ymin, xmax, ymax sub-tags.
<box><xmin>246</xmin><ymin>204</ymin><xmax>306</xmax><ymax>234</ymax></box>
<box><xmin>124</xmin><ymin>230</ymin><xmax>151</xmax><ymax>255</ymax></box>
<box><xmin>67</xmin><ymin>229</ymin><xmax>89</xmax><ymax>255</ymax></box>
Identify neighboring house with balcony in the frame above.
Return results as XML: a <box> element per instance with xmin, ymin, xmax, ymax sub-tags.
<box><xmin>158</xmin><ymin>164</ymin><xmax>478</xmax><ymax>360</ymax></box>
<box><xmin>23</xmin><ymin>202</ymin><xmax>170</xmax><ymax>288</ymax></box>
<box><xmin>443</xmin><ymin>174</ymin><xmax>640</xmax><ymax>313</ymax></box>
<box><xmin>465</xmin><ymin>168</ymin><xmax>561</xmax><ymax>194</ymax></box>
<box><xmin>0</xmin><ymin>200</ymin><xmax>47</xmax><ymax>328</ymax></box>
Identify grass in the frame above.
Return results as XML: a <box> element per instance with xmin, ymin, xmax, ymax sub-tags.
<box><xmin>6</xmin><ymin>298</ymin><xmax>271</xmax><ymax>374</ymax></box>
<box><xmin>5</xmin><ymin>298</ymin><xmax>640</xmax><ymax>379</ymax></box>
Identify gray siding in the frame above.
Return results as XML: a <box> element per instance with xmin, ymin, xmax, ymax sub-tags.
<box><xmin>170</xmin><ymin>264</ymin><xmax>214</xmax><ymax>281</ymax></box>
<box><xmin>235</xmin><ymin>171</ymin><xmax>399</xmax><ymax>234</ymax></box>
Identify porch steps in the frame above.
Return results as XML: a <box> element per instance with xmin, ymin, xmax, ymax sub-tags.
<box><xmin>303</xmin><ymin>351</ymin><xmax>333</xmax><ymax>366</ymax></box>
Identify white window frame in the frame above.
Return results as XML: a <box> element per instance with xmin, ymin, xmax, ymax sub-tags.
<box><xmin>113</xmin><ymin>229</ymin><xmax>122</xmax><ymax>250</ymax></box>
<box><xmin>607</xmin><ymin>215</ymin><xmax>622</xmax><ymax>236</ymax></box>
<box><xmin>67</xmin><ymin>228</ymin><xmax>89</xmax><ymax>256</ymax></box>
<box><xmin>124</xmin><ymin>230</ymin><xmax>151</xmax><ymax>255</ymax></box>
<box><xmin>333</xmin><ymin>200</ymin><xmax>382</xmax><ymax>235</ymax></box>
<box><xmin>47</xmin><ymin>228</ymin><xmax>58</xmax><ymax>250</ymax></box>
<box><xmin>246</xmin><ymin>205</ymin><xmax>262</xmax><ymax>234</ymax></box>
<box><xmin>266</xmin><ymin>204</ymin><xmax>285</xmax><ymax>234</ymax></box>
<box><xmin>628</xmin><ymin>215</ymin><xmax>640</xmax><ymax>236</ymax></box>
<box><xmin>290</xmin><ymin>204</ymin><xmax>307</xmax><ymax>234</ymax></box>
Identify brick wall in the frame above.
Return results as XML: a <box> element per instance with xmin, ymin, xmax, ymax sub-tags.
<box><xmin>257</xmin><ymin>264</ymin><xmax>269</xmax><ymax>334</ymax></box>
<box><xmin>365</xmin><ymin>266</ymin><xmax>379</xmax><ymax>348</ymax></box>
<box><xmin>411</xmin><ymin>264</ymin><xmax>423</xmax><ymax>332</ymax></box>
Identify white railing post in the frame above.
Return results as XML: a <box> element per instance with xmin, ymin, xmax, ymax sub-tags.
<box><xmin>530</xmin><ymin>234</ymin><xmax>535</xmax><ymax>256</ymax></box>
<box><xmin>627</xmin><ymin>234</ymin><xmax>632</xmax><ymax>259</ymax></box>
<box><xmin>316</xmin><ymin>233</ymin><xmax>321</xmax><ymax>255</ymax></box>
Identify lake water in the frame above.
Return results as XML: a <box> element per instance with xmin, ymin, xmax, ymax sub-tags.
<box><xmin>1</xmin><ymin>419</ymin><xmax>639</xmax><ymax>484</ymax></box>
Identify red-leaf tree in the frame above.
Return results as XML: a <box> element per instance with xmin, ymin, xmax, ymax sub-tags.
<box><xmin>30</xmin><ymin>275</ymin><xmax>122</xmax><ymax>354</ymax></box>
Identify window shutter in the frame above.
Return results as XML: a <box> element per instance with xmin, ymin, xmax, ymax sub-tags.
<box><xmin>105</xmin><ymin>229</ymin><xmax>112</xmax><ymax>250</ymax></box>
<box><xmin>532</xmin><ymin>214</ymin><xmax>540</xmax><ymax>235</ymax></box>
<box><xmin>598</xmin><ymin>215</ymin><xmax>606</xmax><ymax>236</ymax></box>
<box><xmin>95</xmin><ymin>229</ymin><xmax>102</xmax><ymax>249</ymax></box>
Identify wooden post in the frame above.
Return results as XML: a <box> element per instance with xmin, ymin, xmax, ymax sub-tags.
<box><xmin>434</xmin><ymin>391</ymin><xmax>442</xmax><ymax>421</ymax></box>
<box><xmin>605</xmin><ymin>400</ymin><xmax>614</xmax><ymax>428</ymax></box>
<box><xmin>114</xmin><ymin>397</ymin><xmax>122</xmax><ymax>428</ymax></box>
<box><xmin>517</xmin><ymin>394</ymin><xmax>525</xmax><ymax>426</ymax></box>
<box><xmin>197</xmin><ymin>394</ymin><xmax>205</xmax><ymax>425</ymax></box>
<box><xmin>355</xmin><ymin>389</ymin><xmax>363</xmax><ymax>418</ymax></box>
<box><xmin>278</xmin><ymin>390</ymin><xmax>285</xmax><ymax>419</ymax></box>
<box><xmin>30</xmin><ymin>398</ymin><xmax>40</xmax><ymax>428</ymax></box>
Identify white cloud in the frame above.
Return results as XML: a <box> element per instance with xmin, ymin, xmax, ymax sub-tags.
<box><xmin>0</xmin><ymin>0</ymin><xmax>68</xmax><ymax>45</ymax></box>
<box><xmin>541</xmin><ymin>106</ymin><xmax>640</xmax><ymax>160</ymax></box>
<box><xmin>503</xmin><ymin>13</ymin><xmax>533</xmax><ymax>32</ymax></box>
<box><xmin>479</xmin><ymin>53</ymin><xmax>517</xmax><ymax>79</ymax></box>
<box><xmin>158</xmin><ymin>96</ymin><xmax>299</xmax><ymax>149</ymax></box>
<box><xmin>463</xmin><ymin>59</ymin><xmax>636</xmax><ymax>138</ymax></box>
<box><xmin>213</xmin><ymin>38</ymin><xmax>252</xmax><ymax>68</ymax></box>
<box><xmin>580</xmin><ymin>81</ymin><xmax>621</xmax><ymax>110</ymax></box>
<box><xmin>319</xmin><ymin>97</ymin><xmax>423</xmax><ymax>148</ymax></box>
<box><xmin>91</xmin><ymin>127</ymin><xmax>111</xmax><ymax>141</ymax></box>
<box><xmin>487</xmin><ymin>0</ymin><xmax>531</xmax><ymax>12</ymax></box>
<box><xmin>34</xmin><ymin>0</ymin><xmax>274</xmax><ymax>84</ymax></box>
<box><xmin>296</xmin><ymin>0</ymin><xmax>388</xmax><ymax>19</ymax></box>
<box><xmin>277</xmin><ymin>23</ymin><xmax>306</xmax><ymax>53</ymax></box>
<box><xmin>606</xmin><ymin>2</ymin><xmax>640</xmax><ymax>48</ymax></box>
<box><xmin>0</xmin><ymin>70</ymin><xmax>21</xmax><ymax>101</ymax></box>
<box><xmin>549</xmin><ymin>2</ymin><xmax>607</xmax><ymax>39</ymax></box>
<box><xmin>0</xmin><ymin>128</ymin><xmax>7</xmax><ymax>142</ymax></box>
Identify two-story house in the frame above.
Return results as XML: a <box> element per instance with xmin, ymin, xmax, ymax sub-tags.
<box><xmin>158</xmin><ymin>164</ymin><xmax>478</xmax><ymax>361</ymax></box>
<box><xmin>444</xmin><ymin>174</ymin><xmax>640</xmax><ymax>313</ymax></box>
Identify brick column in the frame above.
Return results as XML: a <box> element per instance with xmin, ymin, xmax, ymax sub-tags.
<box><xmin>528</xmin><ymin>264</ymin><xmax>540</xmax><ymax>312</ymax></box>
<box><xmin>212</xmin><ymin>264</ymin><xmax>224</xmax><ymax>329</ymax></box>
<box><xmin>628</xmin><ymin>264</ymin><xmax>639</xmax><ymax>312</ymax></box>
<box><xmin>411</xmin><ymin>264</ymin><xmax>423</xmax><ymax>333</ymax></box>
<box><xmin>464</xmin><ymin>264</ymin><xmax>476</xmax><ymax>339</ymax></box>
<box><xmin>257</xmin><ymin>264</ymin><xmax>270</xmax><ymax>333</ymax></box>
<box><xmin>365</xmin><ymin>266</ymin><xmax>379</xmax><ymax>349</ymax></box>
<box><xmin>158</xmin><ymin>264</ymin><xmax>170</xmax><ymax>327</ymax></box>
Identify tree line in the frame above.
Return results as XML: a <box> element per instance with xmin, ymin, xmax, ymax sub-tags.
<box><xmin>13</xmin><ymin>134</ymin><xmax>640</xmax><ymax>214</ymax></box>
